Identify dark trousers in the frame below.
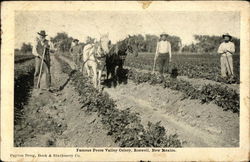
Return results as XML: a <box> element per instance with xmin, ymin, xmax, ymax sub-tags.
<box><xmin>34</xmin><ymin>57</ymin><xmax>51</xmax><ymax>88</ymax></box>
<box><xmin>157</xmin><ymin>53</ymin><xmax>169</xmax><ymax>75</ymax></box>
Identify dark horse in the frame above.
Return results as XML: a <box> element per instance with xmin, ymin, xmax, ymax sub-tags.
<box><xmin>105</xmin><ymin>35</ymin><xmax>138</xmax><ymax>87</ymax></box>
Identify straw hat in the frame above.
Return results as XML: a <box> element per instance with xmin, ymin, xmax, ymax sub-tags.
<box><xmin>222</xmin><ymin>33</ymin><xmax>232</xmax><ymax>39</ymax></box>
<box><xmin>160</xmin><ymin>32</ymin><xmax>169</xmax><ymax>37</ymax></box>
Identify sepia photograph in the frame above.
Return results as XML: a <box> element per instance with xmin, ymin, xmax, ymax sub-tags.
<box><xmin>1</xmin><ymin>1</ymin><xmax>249</xmax><ymax>161</ymax></box>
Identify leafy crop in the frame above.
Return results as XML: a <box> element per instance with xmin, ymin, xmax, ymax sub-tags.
<box><xmin>125</xmin><ymin>54</ymin><xmax>240</xmax><ymax>84</ymax></box>
<box><xmin>127</xmin><ymin>68</ymin><xmax>239</xmax><ymax>114</ymax></box>
<box><xmin>15</xmin><ymin>55</ymin><xmax>35</xmax><ymax>64</ymax></box>
<box><xmin>55</xmin><ymin>54</ymin><xmax>182</xmax><ymax>147</ymax></box>
<box><xmin>14</xmin><ymin>59</ymin><xmax>35</xmax><ymax>124</ymax></box>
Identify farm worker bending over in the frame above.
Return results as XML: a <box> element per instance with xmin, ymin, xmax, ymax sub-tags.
<box><xmin>32</xmin><ymin>30</ymin><xmax>53</xmax><ymax>91</ymax></box>
<box><xmin>154</xmin><ymin>32</ymin><xmax>172</xmax><ymax>76</ymax></box>
<box><xmin>70</xmin><ymin>39</ymin><xmax>82</xmax><ymax>70</ymax></box>
<box><xmin>217</xmin><ymin>33</ymin><xmax>235</xmax><ymax>78</ymax></box>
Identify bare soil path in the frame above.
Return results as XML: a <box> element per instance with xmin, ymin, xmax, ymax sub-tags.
<box><xmin>104</xmin><ymin>82</ymin><xmax>239</xmax><ymax>147</ymax></box>
<box><xmin>14</xmin><ymin>55</ymin><xmax>117</xmax><ymax>147</ymax></box>
<box><xmin>61</xmin><ymin>56</ymin><xmax>239</xmax><ymax>147</ymax></box>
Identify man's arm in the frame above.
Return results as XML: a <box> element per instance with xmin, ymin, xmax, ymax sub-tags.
<box><xmin>227</xmin><ymin>42</ymin><xmax>235</xmax><ymax>54</ymax></box>
<box><xmin>217</xmin><ymin>43</ymin><xmax>225</xmax><ymax>54</ymax></box>
<box><xmin>69</xmin><ymin>46</ymin><xmax>73</xmax><ymax>56</ymax></box>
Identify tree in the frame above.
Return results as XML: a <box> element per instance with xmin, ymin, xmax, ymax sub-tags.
<box><xmin>128</xmin><ymin>34</ymin><xmax>182</xmax><ymax>53</ymax></box>
<box><xmin>20</xmin><ymin>43</ymin><xmax>32</xmax><ymax>54</ymax></box>
<box><xmin>51</xmin><ymin>32</ymin><xmax>73</xmax><ymax>52</ymax></box>
<box><xmin>145</xmin><ymin>34</ymin><xmax>158</xmax><ymax>52</ymax></box>
<box><xmin>168</xmin><ymin>36</ymin><xmax>181</xmax><ymax>52</ymax></box>
<box><xmin>182</xmin><ymin>35</ymin><xmax>240</xmax><ymax>54</ymax></box>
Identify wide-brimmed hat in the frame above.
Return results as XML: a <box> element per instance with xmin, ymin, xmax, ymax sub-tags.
<box><xmin>222</xmin><ymin>33</ymin><xmax>232</xmax><ymax>39</ymax></box>
<box><xmin>73</xmin><ymin>39</ymin><xmax>79</xmax><ymax>42</ymax></box>
<box><xmin>160</xmin><ymin>32</ymin><xmax>169</xmax><ymax>37</ymax></box>
<box><xmin>37</xmin><ymin>30</ymin><xmax>47</xmax><ymax>37</ymax></box>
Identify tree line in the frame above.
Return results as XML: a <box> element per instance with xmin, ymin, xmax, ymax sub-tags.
<box><xmin>182</xmin><ymin>35</ymin><xmax>240</xmax><ymax>54</ymax></box>
<box><xmin>15</xmin><ymin>32</ymin><xmax>240</xmax><ymax>55</ymax></box>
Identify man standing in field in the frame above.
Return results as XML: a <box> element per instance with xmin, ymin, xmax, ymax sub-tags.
<box><xmin>32</xmin><ymin>30</ymin><xmax>52</xmax><ymax>91</ymax></box>
<box><xmin>217</xmin><ymin>33</ymin><xmax>235</xmax><ymax>78</ymax></box>
<box><xmin>154</xmin><ymin>32</ymin><xmax>172</xmax><ymax>77</ymax></box>
<box><xmin>70</xmin><ymin>39</ymin><xmax>82</xmax><ymax>70</ymax></box>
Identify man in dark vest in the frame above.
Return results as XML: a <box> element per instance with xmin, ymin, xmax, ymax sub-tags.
<box><xmin>32</xmin><ymin>30</ymin><xmax>51</xmax><ymax>91</ymax></box>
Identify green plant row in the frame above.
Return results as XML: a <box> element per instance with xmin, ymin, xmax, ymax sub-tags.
<box><xmin>55</xmin><ymin>54</ymin><xmax>182</xmax><ymax>147</ymax></box>
<box><xmin>125</xmin><ymin>54</ymin><xmax>240</xmax><ymax>84</ymax></box>
<box><xmin>15</xmin><ymin>54</ymin><xmax>35</xmax><ymax>64</ymax></box>
<box><xmin>127</xmin><ymin>69</ymin><xmax>239</xmax><ymax>114</ymax></box>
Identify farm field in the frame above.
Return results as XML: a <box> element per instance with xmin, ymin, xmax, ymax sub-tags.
<box><xmin>14</xmin><ymin>54</ymin><xmax>182</xmax><ymax>147</ymax></box>
<box><xmin>14</xmin><ymin>54</ymin><xmax>118</xmax><ymax>147</ymax></box>
<box><xmin>125</xmin><ymin>52</ymin><xmax>240</xmax><ymax>84</ymax></box>
<box><xmin>14</xmin><ymin>52</ymin><xmax>239</xmax><ymax>147</ymax></box>
<box><xmin>14</xmin><ymin>57</ymin><xmax>35</xmax><ymax>124</ymax></box>
<box><xmin>15</xmin><ymin>54</ymin><xmax>34</xmax><ymax>64</ymax></box>
<box><xmin>61</xmin><ymin>54</ymin><xmax>239</xmax><ymax>147</ymax></box>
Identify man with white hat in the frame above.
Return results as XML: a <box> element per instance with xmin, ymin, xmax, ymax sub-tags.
<box><xmin>217</xmin><ymin>33</ymin><xmax>235</xmax><ymax>78</ymax></box>
<box><xmin>32</xmin><ymin>30</ymin><xmax>52</xmax><ymax>91</ymax></box>
<box><xmin>154</xmin><ymin>32</ymin><xmax>172</xmax><ymax>77</ymax></box>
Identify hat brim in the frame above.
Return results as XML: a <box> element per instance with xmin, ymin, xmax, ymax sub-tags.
<box><xmin>160</xmin><ymin>34</ymin><xmax>168</xmax><ymax>37</ymax></box>
<box><xmin>37</xmin><ymin>32</ymin><xmax>47</xmax><ymax>37</ymax></box>
<box><xmin>222</xmin><ymin>34</ymin><xmax>232</xmax><ymax>39</ymax></box>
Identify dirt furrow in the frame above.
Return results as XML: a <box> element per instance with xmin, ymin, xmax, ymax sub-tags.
<box><xmin>61</xmin><ymin>56</ymin><xmax>239</xmax><ymax>147</ymax></box>
<box><xmin>15</xmin><ymin>55</ymin><xmax>116</xmax><ymax>147</ymax></box>
<box><xmin>104</xmin><ymin>82</ymin><xmax>239</xmax><ymax>147</ymax></box>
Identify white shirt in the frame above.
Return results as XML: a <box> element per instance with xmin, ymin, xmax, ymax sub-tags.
<box><xmin>156</xmin><ymin>40</ymin><xmax>172</xmax><ymax>56</ymax></box>
<box><xmin>217</xmin><ymin>41</ymin><xmax>235</xmax><ymax>55</ymax></box>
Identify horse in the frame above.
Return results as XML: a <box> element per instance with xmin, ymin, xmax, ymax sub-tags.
<box><xmin>82</xmin><ymin>34</ymin><xmax>110</xmax><ymax>89</ymax></box>
<box><xmin>105</xmin><ymin>35</ymin><xmax>138</xmax><ymax>87</ymax></box>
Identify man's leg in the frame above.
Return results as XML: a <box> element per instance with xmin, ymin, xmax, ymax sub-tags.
<box><xmin>34</xmin><ymin>57</ymin><xmax>41</xmax><ymax>88</ymax></box>
<box><xmin>78</xmin><ymin>54</ymin><xmax>82</xmax><ymax>70</ymax></box>
<box><xmin>221</xmin><ymin>56</ymin><xmax>227</xmax><ymax>77</ymax></box>
<box><xmin>72</xmin><ymin>55</ymin><xmax>76</xmax><ymax>70</ymax></box>
<box><xmin>43</xmin><ymin>63</ymin><xmax>51</xmax><ymax>89</ymax></box>
<box><xmin>226</xmin><ymin>55</ymin><xmax>234</xmax><ymax>76</ymax></box>
<box><xmin>158</xmin><ymin>55</ymin><xmax>164</xmax><ymax>75</ymax></box>
<box><xmin>165</xmin><ymin>54</ymin><xmax>170</xmax><ymax>73</ymax></box>
<box><xmin>161</xmin><ymin>55</ymin><xmax>167</xmax><ymax>75</ymax></box>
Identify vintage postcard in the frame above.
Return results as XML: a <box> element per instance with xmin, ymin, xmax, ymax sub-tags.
<box><xmin>1</xmin><ymin>1</ymin><xmax>249</xmax><ymax>161</ymax></box>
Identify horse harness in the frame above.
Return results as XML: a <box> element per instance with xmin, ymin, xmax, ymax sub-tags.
<box><xmin>93</xmin><ymin>42</ymin><xmax>106</xmax><ymax>60</ymax></box>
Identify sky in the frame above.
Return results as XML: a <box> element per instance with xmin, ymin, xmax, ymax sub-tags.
<box><xmin>15</xmin><ymin>11</ymin><xmax>240</xmax><ymax>48</ymax></box>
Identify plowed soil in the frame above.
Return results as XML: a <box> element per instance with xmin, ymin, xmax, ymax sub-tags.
<box><xmin>15</xmin><ymin>55</ymin><xmax>239</xmax><ymax>147</ymax></box>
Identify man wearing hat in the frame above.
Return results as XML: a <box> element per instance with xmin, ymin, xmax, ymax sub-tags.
<box><xmin>154</xmin><ymin>32</ymin><xmax>172</xmax><ymax>77</ymax></box>
<box><xmin>69</xmin><ymin>39</ymin><xmax>82</xmax><ymax>70</ymax></box>
<box><xmin>217</xmin><ymin>33</ymin><xmax>235</xmax><ymax>78</ymax></box>
<box><xmin>32</xmin><ymin>30</ymin><xmax>52</xmax><ymax>90</ymax></box>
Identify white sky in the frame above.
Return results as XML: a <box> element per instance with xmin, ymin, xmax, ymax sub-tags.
<box><xmin>15</xmin><ymin>11</ymin><xmax>240</xmax><ymax>48</ymax></box>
